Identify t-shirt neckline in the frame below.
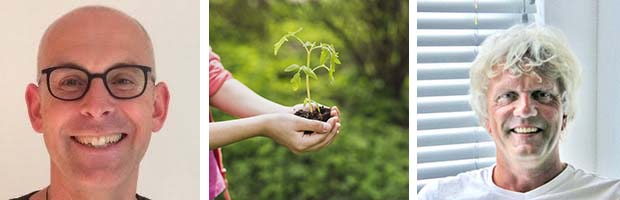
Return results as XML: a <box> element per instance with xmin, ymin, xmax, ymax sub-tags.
<box><xmin>483</xmin><ymin>163</ymin><xmax>574</xmax><ymax>198</ymax></box>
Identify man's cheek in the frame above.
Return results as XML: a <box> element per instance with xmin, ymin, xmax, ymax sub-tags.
<box><xmin>127</xmin><ymin>108</ymin><xmax>154</xmax><ymax>129</ymax></box>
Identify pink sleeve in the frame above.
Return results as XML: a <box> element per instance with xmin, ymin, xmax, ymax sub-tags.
<box><xmin>209</xmin><ymin>50</ymin><xmax>233</xmax><ymax>97</ymax></box>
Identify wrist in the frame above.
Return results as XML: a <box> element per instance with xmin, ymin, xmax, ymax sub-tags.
<box><xmin>257</xmin><ymin>114</ymin><xmax>273</xmax><ymax>138</ymax></box>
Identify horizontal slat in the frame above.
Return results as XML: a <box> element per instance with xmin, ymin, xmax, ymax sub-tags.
<box><xmin>417</xmin><ymin>157</ymin><xmax>496</xmax><ymax>180</ymax></box>
<box><xmin>418</xmin><ymin>29</ymin><xmax>499</xmax><ymax>46</ymax></box>
<box><xmin>418</xmin><ymin>46</ymin><xmax>477</xmax><ymax>63</ymax></box>
<box><xmin>418</xmin><ymin>12</ymin><xmax>537</xmax><ymax>29</ymax></box>
<box><xmin>418</xmin><ymin>0</ymin><xmax>536</xmax><ymax>13</ymax></box>
<box><xmin>417</xmin><ymin>142</ymin><xmax>496</xmax><ymax>163</ymax></box>
<box><xmin>417</xmin><ymin>62</ymin><xmax>471</xmax><ymax>80</ymax></box>
<box><xmin>418</xmin><ymin>95</ymin><xmax>471</xmax><ymax>113</ymax></box>
<box><xmin>417</xmin><ymin>126</ymin><xmax>491</xmax><ymax>146</ymax></box>
<box><xmin>417</xmin><ymin>79</ymin><xmax>470</xmax><ymax>97</ymax></box>
<box><xmin>417</xmin><ymin>111</ymin><xmax>479</xmax><ymax>130</ymax></box>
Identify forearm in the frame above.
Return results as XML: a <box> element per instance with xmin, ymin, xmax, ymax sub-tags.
<box><xmin>209</xmin><ymin>116</ymin><xmax>268</xmax><ymax>149</ymax></box>
<box><xmin>211</xmin><ymin>79</ymin><xmax>290</xmax><ymax>117</ymax></box>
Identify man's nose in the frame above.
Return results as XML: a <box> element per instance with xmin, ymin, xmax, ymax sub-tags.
<box><xmin>80</xmin><ymin>79</ymin><xmax>115</xmax><ymax>119</ymax></box>
<box><xmin>513</xmin><ymin>95</ymin><xmax>538</xmax><ymax>118</ymax></box>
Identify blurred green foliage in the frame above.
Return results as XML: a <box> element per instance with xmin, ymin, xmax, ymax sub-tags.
<box><xmin>210</xmin><ymin>0</ymin><xmax>408</xmax><ymax>199</ymax></box>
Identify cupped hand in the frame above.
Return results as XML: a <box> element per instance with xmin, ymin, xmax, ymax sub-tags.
<box><xmin>262</xmin><ymin>111</ymin><xmax>340</xmax><ymax>154</ymax></box>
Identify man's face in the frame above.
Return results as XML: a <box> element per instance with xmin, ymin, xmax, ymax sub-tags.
<box><xmin>485</xmin><ymin>69</ymin><xmax>566</xmax><ymax>164</ymax></box>
<box><xmin>26</xmin><ymin>9</ymin><xmax>168</xmax><ymax>188</ymax></box>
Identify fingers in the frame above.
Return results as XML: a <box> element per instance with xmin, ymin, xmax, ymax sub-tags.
<box><xmin>328</xmin><ymin>122</ymin><xmax>341</xmax><ymax>146</ymax></box>
<box><xmin>303</xmin><ymin>107</ymin><xmax>342</xmax><ymax>152</ymax></box>
<box><xmin>331</xmin><ymin>106</ymin><xmax>340</xmax><ymax>117</ymax></box>
<box><xmin>290</xmin><ymin>104</ymin><xmax>304</xmax><ymax>114</ymax></box>
<box><xmin>307</xmin><ymin>121</ymin><xmax>341</xmax><ymax>151</ymax></box>
<box><xmin>288</xmin><ymin>128</ymin><xmax>330</xmax><ymax>153</ymax></box>
<box><xmin>326</xmin><ymin>115</ymin><xmax>339</xmax><ymax>132</ymax></box>
<box><xmin>296</xmin><ymin>116</ymin><xmax>331</xmax><ymax>134</ymax></box>
<box><xmin>284</xmin><ymin>106</ymin><xmax>343</xmax><ymax>154</ymax></box>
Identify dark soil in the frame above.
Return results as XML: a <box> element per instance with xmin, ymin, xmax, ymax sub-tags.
<box><xmin>295</xmin><ymin>106</ymin><xmax>331</xmax><ymax>134</ymax></box>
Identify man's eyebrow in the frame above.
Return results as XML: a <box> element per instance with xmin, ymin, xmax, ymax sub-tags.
<box><xmin>48</xmin><ymin>62</ymin><xmax>85</xmax><ymax>69</ymax></box>
<box><xmin>526</xmin><ymin>85</ymin><xmax>558</xmax><ymax>93</ymax></box>
<box><xmin>49</xmin><ymin>61</ymin><xmax>148</xmax><ymax>69</ymax></box>
<box><xmin>114</xmin><ymin>59</ymin><xmax>139</xmax><ymax>66</ymax></box>
<box><xmin>493</xmin><ymin>86</ymin><xmax>557</xmax><ymax>94</ymax></box>
<box><xmin>493</xmin><ymin>86</ymin><xmax>515</xmax><ymax>94</ymax></box>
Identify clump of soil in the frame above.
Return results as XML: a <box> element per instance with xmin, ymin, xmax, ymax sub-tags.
<box><xmin>295</xmin><ymin>106</ymin><xmax>331</xmax><ymax>134</ymax></box>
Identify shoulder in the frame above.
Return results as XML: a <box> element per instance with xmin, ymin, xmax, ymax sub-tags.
<box><xmin>10</xmin><ymin>191</ymin><xmax>38</xmax><ymax>200</ymax></box>
<box><xmin>557</xmin><ymin>164</ymin><xmax>620</xmax><ymax>197</ymax></box>
<box><xmin>418</xmin><ymin>167</ymin><xmax>491</xmax><ymax>200</ymax></box>
<box><xmin>567</xmin><ymin>164</ymin><xmax>620</xmax><ymax>184</ymax></box>
<box><xmin>136</xmin><ymin>194</ymin><xmax>151</xmax><ymax>200</ymax></box>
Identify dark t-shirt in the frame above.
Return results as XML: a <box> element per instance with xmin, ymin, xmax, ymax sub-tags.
<box><xmin>11</xmin><ymin>191</ymin><xmax>151</xmax><ymax>200</ymax></box>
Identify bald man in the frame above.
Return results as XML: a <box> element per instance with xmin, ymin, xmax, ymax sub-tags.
<box><xmin>16</xmin><ymin>6</ymin><xmax>169</xmax><ymax>200</ymax></box>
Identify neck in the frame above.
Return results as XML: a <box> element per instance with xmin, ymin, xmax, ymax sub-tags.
<box><xmin>492</xmin><ymin>150</ymin><xmax>565</xmax><ymax>192</ymax></box>
<box><xmin>40</xmin><ymin>162</ymin><xmax>139</xmax><ymax>200</ymax></box>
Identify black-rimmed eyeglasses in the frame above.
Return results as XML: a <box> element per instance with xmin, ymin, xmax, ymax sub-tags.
<box><xmin>40</xmin><ymin>64</ymin><xmax>152</xmax><ymax>101</ymax></box>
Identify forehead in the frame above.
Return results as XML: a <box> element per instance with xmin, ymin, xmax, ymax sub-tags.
<box><xmin>488</xmin><ymin>70</ymin><xmax>559</xmax><ymax>94</ymax></box>
<box><xmin>38</xmin><ymin>8</ymin><xmax>153</xmax><ymax>72</ymax></box>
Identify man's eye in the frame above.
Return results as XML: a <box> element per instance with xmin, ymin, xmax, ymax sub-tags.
<box><xmin>57</xmin><ymin>77</ymin><xmax>85</xmax><ymax>92</ymax></box>
<box><xmin>110</xmin><ymin>77</ymin><xmax>138</xmax><ymax>91</ymax></box>
<box><xmin>60</xmin><ymin>78</ymin><xmax>85</xmax><ymax>87</ymax></box>
<box><xmin>496</xmin><ymin>92</ymin><xmax>517</xmax><ymax>105</ymax></box>
<box><xmin>498</xmin><ymin>92</ymin><xmax>517</xmax><ymax>100</ymax></box>
<box><xmin>533</xmin><ymin>91</ymin><xmax>553</xmax><ymax>102</ymax></box>
<box><xmin>62</xmin><ymin>79</ymin><xmax>81</xmax><ymax>86</ymax></box>
<box><xmin>112</xmin><ymin>78</ymin><xmax>135</xmax><ymax>85</ymax></box>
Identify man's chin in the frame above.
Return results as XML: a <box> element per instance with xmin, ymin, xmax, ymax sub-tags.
<box><xmin>53</xmin><ymin>157</ymin><xmax>138</xmax><ymax>188</ymax></box>
<box><xmin>510</xmin><ymin>147</ymin><xmax>547</xmax><ymax>162</ymax></box>
<box><xmin>68</xmin><ymin>167</ymin><xmax>136</xmax><ymax>188</ymax></box>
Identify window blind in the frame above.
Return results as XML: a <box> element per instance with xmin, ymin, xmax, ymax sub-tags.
<box><xmin>416</xmin><ymin>0</ymin><xmax>539</xmax><ymax>192</ymax></box>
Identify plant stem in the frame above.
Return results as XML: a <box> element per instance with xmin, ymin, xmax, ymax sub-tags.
<box><xmin>306</xmin><ymin>74</ymin><xmax>311</xmax><ymax>100</ymax></box>
<box><xmin>306</xmin><ymin>49</ymin><xmax>312</xmax><ymax>104</ymax></box>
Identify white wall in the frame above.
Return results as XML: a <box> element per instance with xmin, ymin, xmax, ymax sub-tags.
<box><xmin>545</xmin><ymin>0</ymin><xmax>598</xmax><ymax>172</ymax></box>
<box><xmin>548</xmin><ymin>0</ymin><xmax>620</xmax><ymax>178</ymax></box>
<box><xmin>596</xmin><ymin>0</ymin><xmax>620</xmax><ymax>178</ymax></box>
<box><xmin>0</xmin><ymin>1</ymin><xmax>199</xmax><ymax>199</ymax></box>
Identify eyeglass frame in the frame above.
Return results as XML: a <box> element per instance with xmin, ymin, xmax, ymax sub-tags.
<box><xmin>40</xmin><ymin>64</ymin><xmax>153</xmax><ymax>101</ymax></box>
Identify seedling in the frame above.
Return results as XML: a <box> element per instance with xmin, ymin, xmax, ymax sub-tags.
<box><xmin>274</xmin><ymin>28</ymin><xmax>341</xmax><ymax>118</ymax></box>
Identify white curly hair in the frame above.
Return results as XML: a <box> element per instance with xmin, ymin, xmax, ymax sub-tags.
<box><xmin>469</xmin><ymin>23</ymin><xmax>582</xmax><ymax>126</ymax></box>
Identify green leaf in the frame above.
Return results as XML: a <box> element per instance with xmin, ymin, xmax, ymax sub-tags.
<box><xmin>290</xmin><ymin>72</ymin><xmax>301</xmax><ymax>91</ymax></box>
<box><xmin>274</xmin><ymin>36</ymin><xmax>288</xmax><ymax>55</ymax></box>
<box><xmin>319</xmin><ymin>48</ymin><xmax>328</xmax><ymax>65</ymax></box>
<box><xmin>284</xmin><ymin>64</ymin><xmax>300</xmax><ymax>72</ymax></box>
<box><xmin>301</xmin><ymin>65</ymin><xmax>318</xmax><ymax>80</ymax></box>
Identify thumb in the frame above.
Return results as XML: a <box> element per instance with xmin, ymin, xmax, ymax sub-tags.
<box><xmin>297</xmin><ymin>117</ymin><xmax>331</xmax><ymax>133</ymax></box>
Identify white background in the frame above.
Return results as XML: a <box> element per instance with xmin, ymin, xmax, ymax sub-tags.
<box><xmin>545</xmin><ymin>0</ymin><xmax>620</xmax><ymax>178</ymax></box>
<box><xmin>0</xmin><ymin>0</ymin><xmax>199</xmax><ymax>199</ymax></box>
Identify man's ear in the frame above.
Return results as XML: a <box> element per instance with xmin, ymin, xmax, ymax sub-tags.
<box><xmin>151</xmin><ymin>82</ymin><xmax>170</xmax><ymax>132</ymax></box>
<box><xmin>25</xmin><ymin>84</ymin><xmax>43</xmax><ymax>133</ymax></box>
<box><xmin>484</xmin><ymin>119</ymin><xmax>494</xmax><ymax>135</ymax></box>
<box><xmin>561</xmin><ymin>114</ymin><xmax>567</xmax><ymax>131</ymax></box>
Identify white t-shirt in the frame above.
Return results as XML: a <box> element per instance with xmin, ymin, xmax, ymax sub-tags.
<box><xmin>418</xmin><ymin>164</ymin><xmax>620</xmax><ymax>200</ymax></box>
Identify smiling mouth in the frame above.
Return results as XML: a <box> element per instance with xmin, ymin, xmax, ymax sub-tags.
<box><xmin>71</xmin><ymin>133</ymin><xmax>127</xmax><ymax>148</ymax></box>
<box><xmin>510</xmin><ymin>127</ymin><xmax>543</xmax><ymax>134</ymax></box>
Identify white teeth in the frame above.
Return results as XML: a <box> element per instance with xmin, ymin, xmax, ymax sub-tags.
<box><xmin>513</xmin><ymin>127</ymin><xmax>539</xmax><ymax>134</ymax></box>
<box><xmin>74</xmin><ymin>134</ymin><xmax>123</xmax><ymax>148</ymax></box>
